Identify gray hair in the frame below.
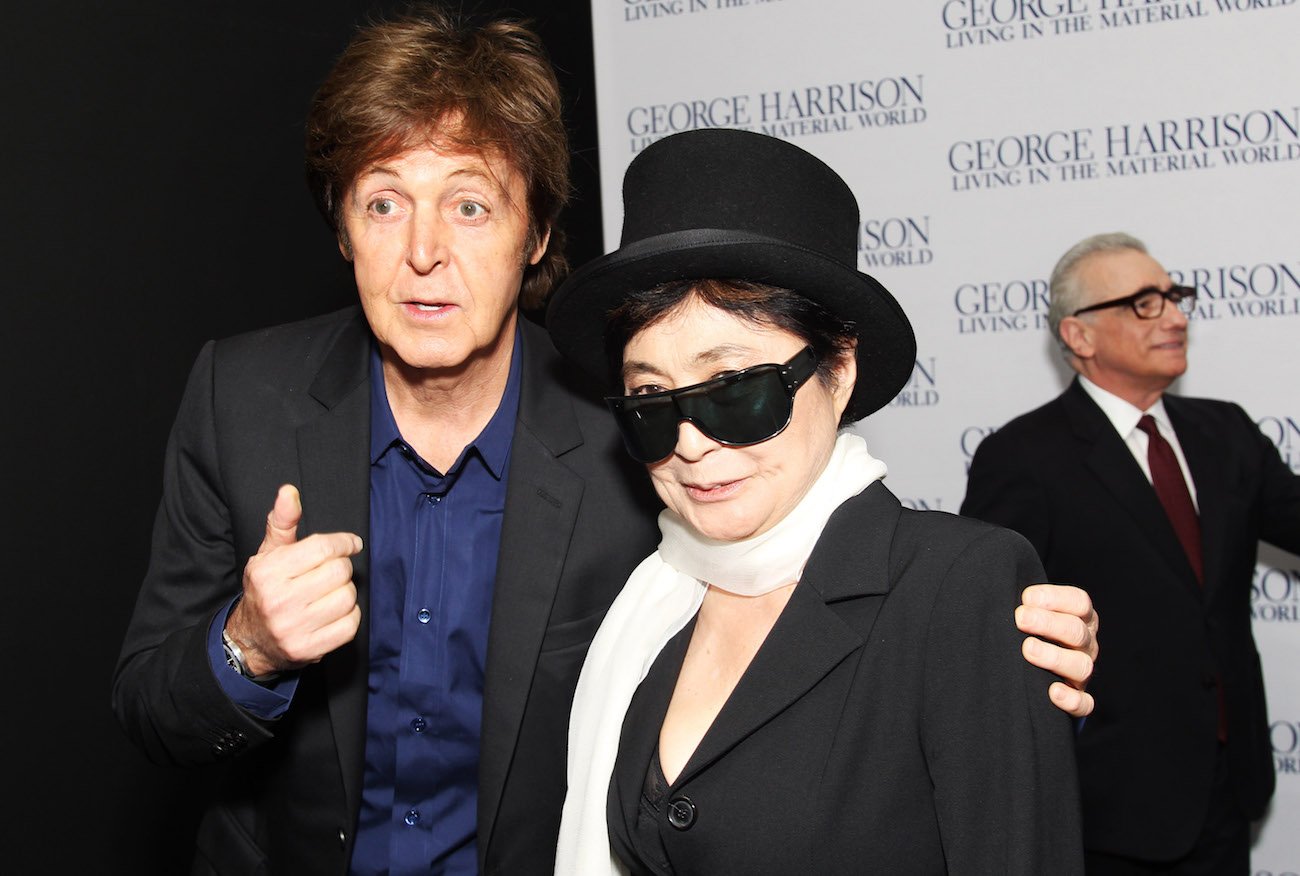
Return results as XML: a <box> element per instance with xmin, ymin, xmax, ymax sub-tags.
<box><xmin>1047</xmin><ymin>232</ymin><xmax>1148</xmax><ymax>353</ymax></box>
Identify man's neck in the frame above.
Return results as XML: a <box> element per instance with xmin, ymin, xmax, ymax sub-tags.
<box><xmin>381</xmin><ymin>330</ymin><xmax>516</xmax><ymax>472</ymax></box>
<box><xmin>1074</xmin><ymin>367</ymin><xmax>1168</xmax><ymax>413</ymax></box>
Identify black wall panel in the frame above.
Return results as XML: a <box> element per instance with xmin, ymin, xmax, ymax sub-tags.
<box><xmin>1</xmin><ymin>3</ymin><xmax>600</xmax><ymax>871</ymax></box>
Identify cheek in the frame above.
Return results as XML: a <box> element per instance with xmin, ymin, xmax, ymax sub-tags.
<box><xmin>352</xmin><ymin>241</ymin><xmax>399</xmax><ymax>289</ymax></box>
<box><xmin>647</xmin><ymin>465</ymin><xmax>680</xmax><ymax>508</ymax></box>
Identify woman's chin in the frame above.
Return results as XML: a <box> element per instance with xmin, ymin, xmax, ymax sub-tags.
<box><xmin>682</xmin><ymin>508</ymin><xmax>774</xmax><ymax>544</ymax></box>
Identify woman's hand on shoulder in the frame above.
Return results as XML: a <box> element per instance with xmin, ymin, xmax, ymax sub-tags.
<box><xmin>1015</xmin><ymin>584</ymin><xmax>1098</xmax><ymax>718</ymax></box>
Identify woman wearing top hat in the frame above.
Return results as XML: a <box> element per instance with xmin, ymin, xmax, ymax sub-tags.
<box><xmin>546</xmin><ymin>128</ymin><xmax>1084</xmax><ymax>875</ymax></box>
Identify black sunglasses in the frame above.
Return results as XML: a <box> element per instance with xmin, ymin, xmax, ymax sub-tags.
<box><xmin>1072</xmin><ymin>284</ymin><xmax>1197</xmax><ymax>319</ymax></box>
<box><xmin>604</xmin><ymin>347</ymin><xmax>819</xmax><ymax>464</ymax></box>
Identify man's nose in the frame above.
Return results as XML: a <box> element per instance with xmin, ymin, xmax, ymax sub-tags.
<box><xmin>407</xmin><ymin>210</ymin><xmax>447</xmax><ymax>274</ymax></box>
<box><xmin>1164</xmin><ymin>298</ymin><xmax>1190</xmax><ymax>328</ymax></box>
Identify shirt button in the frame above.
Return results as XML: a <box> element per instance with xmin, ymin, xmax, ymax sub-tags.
<box><xmin>411</xmin><ymin>716</ymin><xmax>427</xmax><ymax>733</ymax></box>
<box><xmin>417</xmin><ymin>608</ymin><xmax>432</xmax><ymax>624</ymax></box>
<box><xmin>404</xmin><ymin>809</ymin><xmax>421</xmax><ymax>826</ymax></box>
<box><xmin>667</xmin><ymin>796</ymin><xmax>696</xmax><ymax>830</ymax></box>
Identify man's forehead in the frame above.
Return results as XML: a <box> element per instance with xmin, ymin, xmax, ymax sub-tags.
<box><xmin>1080</xmin><ymin>249</ymin><xmax>1168</xmax><ymax>294</ymax></box>
<box><xmin>357</xmin><ymin>143</ymin><xmax>517</xmax><ymax>184</ymax></box>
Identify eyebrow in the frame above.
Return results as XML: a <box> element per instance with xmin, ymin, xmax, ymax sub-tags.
<box><xmin>354</xmin><ymin>163</ymin><xmax>505</xmax><ymax>192</ymax></box>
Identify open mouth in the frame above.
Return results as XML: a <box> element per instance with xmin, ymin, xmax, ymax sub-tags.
<box><xmin>404</xmin><ymin>301</ymin><xmax>455</xmax><ymax>315</ymax></box>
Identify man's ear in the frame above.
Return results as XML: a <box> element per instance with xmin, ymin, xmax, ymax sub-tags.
<box><xmin>1058</xmin><ymin>315</ymin><xmax>1094</xmax><ymax>361</ymax></box>
<box><xmin>526</xmin><ymin>225</ymin><xmax>551</xmax><ymax>266</ymax></box>
<box><xmin>337</xmin><ymin>229</ymin><xmax>354</xmax><ymax>262</ymax></box>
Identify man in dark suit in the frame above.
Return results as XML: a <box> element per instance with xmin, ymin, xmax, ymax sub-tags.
<box><xmin>113</xmin><ymin>9</ymin><xmax>1101</xmax><ymax>875</ymax></box>
<box><xmin>112</xmin><ymin>11</ymin><xmax>665</xmax><ymax>875</ymax></box>
<box><xmin>963</xmin><ymin>232</ymin><xmax>1300</xmax><ymax>874</ymax></box>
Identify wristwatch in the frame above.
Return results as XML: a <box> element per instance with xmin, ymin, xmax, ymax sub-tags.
<box><xmin>222</xmin><ymin>629</ymin><xmax>281</xmax><ymax>684</ymax></box>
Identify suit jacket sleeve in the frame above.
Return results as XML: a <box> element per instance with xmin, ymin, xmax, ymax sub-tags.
<box><xmin>112</xmin><ymin>341</ymin><xmax>277</xmax><ymax>766</ymax></box>
<box><xmin>922</xmin><ymin>526</ymin><xmax>1083</xmax><ymax>874</ymax></box>
<box><xmin>960</xmin><ymin>428</ymin><xmax>1052</xmax><ymax>558</ymax></box>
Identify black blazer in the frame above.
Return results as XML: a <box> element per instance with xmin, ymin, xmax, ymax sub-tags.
<box><xmin>609</xmin><ymin>483</ymin><xmax>1084</xmax><ymax>875</ymax></box>
<box><xmin>961</xmin><ymin>379</ymin><xmax>1300</xmax><ymax>861</ymax></box>
<box><xmin>112</xmin><ymin>307</ymin><xmax>661</xmax><ymax>875</ymax></box>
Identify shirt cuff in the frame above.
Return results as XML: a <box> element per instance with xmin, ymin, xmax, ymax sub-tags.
<box><xmin>207</xmin><ymin>600</ymin><xmax>299</xmax><ymax>719</ymax></box>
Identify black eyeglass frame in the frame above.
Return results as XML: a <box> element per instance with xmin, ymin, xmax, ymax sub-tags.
<box><xmin>604</xmin><ymin>346</ymin><xmax>820</xmax><ymax>464</ymax></box>
<box><xmin>1071</xmin><ymin>284</ymin><xmax>1197</xmax><ymax>319</ymax></box>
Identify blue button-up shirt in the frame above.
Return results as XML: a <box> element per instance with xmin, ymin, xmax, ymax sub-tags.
<box><xmin>350</xmin><ymin>333</ymin><xmax>521</xmax><ymax>875</ymax></box>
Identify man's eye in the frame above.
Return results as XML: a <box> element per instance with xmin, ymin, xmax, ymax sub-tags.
<box><xmin>458</xmin><ymin>201</ymin><xmax>486</xmax><ymax>218</ymax></box>
<box><xmin>369</xmin><ymin>198</ymin><xmax>398</xmax><ymax>216</ymax></box>
<box><xmin>628</xmin><ymin>384</ymin><xmax>665</xmax><ymax>397</ymax></box>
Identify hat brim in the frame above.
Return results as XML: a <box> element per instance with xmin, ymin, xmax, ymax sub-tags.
<box><xmin>547</xmin><ymin>228</ymin><xmax>916</xmax><ymax>421</ymax></box>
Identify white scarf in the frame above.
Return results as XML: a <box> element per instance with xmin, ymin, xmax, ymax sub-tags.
<box><xmin>554</xmin><ymin>433</ymin><xmax>888</xmax><ymax>875</ymax></box>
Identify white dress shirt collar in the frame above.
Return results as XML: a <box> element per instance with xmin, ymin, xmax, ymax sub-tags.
<box><xmin>1076</xmin><ymin>375</ymin><xmax>1197</xmax><ymax>509</ymax></box>
<box><xmin>1077</xmin><ymin>375</ymin><xmax>1173</xmax><ymax>438</ymax></box>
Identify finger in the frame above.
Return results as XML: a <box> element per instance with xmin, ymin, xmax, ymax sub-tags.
<box><xmin>251</xmin><ymin>560</ymin><xmax>354</xmax><ymax>623</ymax></box>
<box><xmin>1021</xmin><ymin>583</ymin><xmax>1095</xmax><ymax>623</ymax></box>
<box><xmin>253</xmin><ymin>531</ymin><xmax>364</xmax><ymax>581</ymax></box>
<box><xmin>1015</xmin><ymin>603</ymin><xmax>1090</xmax><ymax>649</ymax></box>
<box><xmin>1022</xmin><ymin>636</ymin><xmax>1094</xmax><ymax>688</ymax></box>
<box><xmin>258</xmin><ymin>484</ymin><xmax>303</xmax><ymax>555</ymax></box>
<box><xmin>1049</xmin><ymin>681</ymin><xmax>1095</xmax><ymax>718</ymax></box>
<box><xmin>306</xmin><ymin>603</ymin><xmax>363</xmax><ymax>658</ymax></box>
<box><xmin>302</xmin><ymin>578</ymin><xmax>359</xmax><ymax>627</ymax></box>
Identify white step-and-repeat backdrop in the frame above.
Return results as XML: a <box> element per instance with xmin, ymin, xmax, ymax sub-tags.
<box><xmin>590</xmin><ymin>0</ymin><xmax>1299</xmax><ymax>868</ymax></box>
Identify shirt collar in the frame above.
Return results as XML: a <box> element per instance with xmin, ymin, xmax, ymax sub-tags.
<box><xmin>1077</xmin><ymin>374</ymin><xmax>1171</xmax><ymax>438</ymax></box>
<box><xmin>368</xmin><ymin>328</ymin><xmax>523</xmax><ymax>479</ymax></box>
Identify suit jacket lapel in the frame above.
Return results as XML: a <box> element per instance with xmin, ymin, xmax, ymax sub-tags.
<box><xmin>1062</xmin><ymin>380</ymin><xmax>1201</xmax><ymax>596</ymax></box>
<box><xmin>1166</xmin><ymin>395</ymin><xmax>1228</xmax><ymax>598</ymax></box>
<box><xmin>610</xmin><ymin>618</ymin><xmax>697</xmax><ymax>836</ymax></box>
<box><xmin>674</xmin><ymin>484</ymin><xmax>896</xmax><ymax>787</ymax></box>
<box><xmin>478</xmin><ymin>320</ymin><xmax>589</xmax><ymax>850</ymax></box>
<box><xmin>296</xmin><ymin>309</ymin><xmax>373</xmax><ymax>823</ymax></box>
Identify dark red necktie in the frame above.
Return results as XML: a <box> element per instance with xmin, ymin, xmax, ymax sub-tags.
<box><xmin>1137</xmin><ymin>415</ymin><xmax>1203</xmax><ymax>585</ymax></box>
<box><xmin>1138</xmin><ymin>415</ymin><xmax>1224</xmax><ymax>740</ymax></box>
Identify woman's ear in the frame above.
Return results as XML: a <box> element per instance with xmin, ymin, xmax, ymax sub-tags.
<box><xmin>829</xmin><ymin>343</ymin><xmax>858</xmax><ymax>422</ymax></box>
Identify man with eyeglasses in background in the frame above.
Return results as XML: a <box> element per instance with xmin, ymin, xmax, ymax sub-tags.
<box><xmin>962</xmin><ymin>232</ymin><xmax>1300</xmax><ymax>875</ymax></box>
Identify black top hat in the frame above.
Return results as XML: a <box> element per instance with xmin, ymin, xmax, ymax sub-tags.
<box><xmin>546</xmin><ymin>128</ymin><xmax>916</xmax><ymax>422</ymax></box>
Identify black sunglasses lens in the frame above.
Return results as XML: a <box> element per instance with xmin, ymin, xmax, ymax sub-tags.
<box><xmin>606</xmin><ymin>348</ymin><xmax>815</xmax><ymax>464</ymax></box>
<box><xmin>611</xmin><ymin>369</ymin><xmax>793</xmax><ymax>463</ymax></box>
<box><xmin>679</xmin><ymin>370</ymin><xmax>790</xmax><ymax>445</ymax></box>
<box><xmin>613</xmin><ymin>400</ymin><xmax>681</xmax><ymax>463</ymax></box>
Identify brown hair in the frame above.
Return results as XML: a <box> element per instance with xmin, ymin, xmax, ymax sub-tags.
<box><xmin>604</xmin><ymin>279</ymin><xmax>860</xmax><ymax>426</ymax></box>
<box><xmin>305</xmin><ymin>4</ymin><xmax>570</xmax><ymax>308</ymax></box>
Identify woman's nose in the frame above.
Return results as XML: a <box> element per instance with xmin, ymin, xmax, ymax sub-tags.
<box><xmin>672</xmin><ymin>420</ymin><xmax>721</xmax><ymax>461</ymax></box>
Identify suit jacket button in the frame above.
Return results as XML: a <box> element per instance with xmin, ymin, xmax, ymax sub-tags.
<box><xmin>667</xmin><ymin>796</ymin><xmax>696</xmax><ymax>830</ymax></box>
<box><xmin>338</xmin><ymin>828</ymin><xmax>347</xmax><ymax>848</ymax></box>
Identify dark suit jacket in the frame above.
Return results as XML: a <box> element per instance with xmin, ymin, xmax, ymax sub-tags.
<box><xmin>961</xmin><ymin>378</ymin><xmax>1300</xmax><ymax>861</ymax></box>
<box><xmin>609</xmin><ymin>483</ymin><xmax>1084</xmax><ymax>875</ymax></box>
<box><xmin>112</xmin><ymin>307</ymin><xmax>662</xmax><ymax>875</ymax></box>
